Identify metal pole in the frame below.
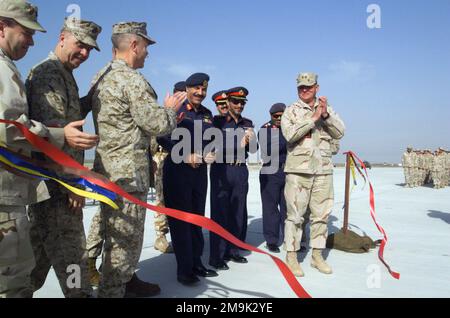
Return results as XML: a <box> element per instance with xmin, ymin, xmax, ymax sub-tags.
<box><xmin>343</xmin><ymin>153</ymin><xmax>351</xmax><ymax>234</ymax></box>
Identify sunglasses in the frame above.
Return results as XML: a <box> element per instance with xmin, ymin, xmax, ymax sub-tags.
<box><xmin>271</xmin><ymin>114</ymin><xmax>283</xmax><ymax>119</ymax></box>
<box><xmin>229</xmin><ymin>98</ymin><xmax>247</xmax><ymax>106</ymax></box>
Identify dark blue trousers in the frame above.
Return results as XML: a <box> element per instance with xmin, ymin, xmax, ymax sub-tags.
<box><xmin>163</xmin><ymin>159</ymin><xmax>207</xmax><ymax>276</ymax></box>
<box><xmin>209</xmin><ymin>164</ymin><xmax>249</xmax><ymax>265</ymax></box>
<box><xmin>260</xmin><ymin>168</ymin><xmax>287</xmax><ymax>246</ymax></box>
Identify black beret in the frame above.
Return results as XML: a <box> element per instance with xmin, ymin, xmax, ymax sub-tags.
<box><xmin>270</xmin><ymin>103</ymin><xmax>286</xmax><ymax>114</ymax></box>
<box><xmin>227</xmin><ymin>86</ymin><xmax>249</xmax><ymax>100</ymax></box>
<box><xmin>185</xmin><ymin>73</ymin><xmax>210</xmax><ymax>87</ymax></box>
<box><xmin>173</xmin><ymin>81</ymin><xmax>186</xmax><ymax>93</ymax></box>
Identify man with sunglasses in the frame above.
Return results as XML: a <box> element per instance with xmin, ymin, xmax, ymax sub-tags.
<box><xmin>281</xmin><ymin>73</ymin><xmax>345</xmax><ymax>277</ymax></box>
<box><xmin>258</xmin><ymin>103</ymin><xmax>288</xmax><ymax>254</ymax></box>
<box><xmin>209</xmin><ymin>87</ymin><xmax>257</xmax><ymax>270</ymax></box>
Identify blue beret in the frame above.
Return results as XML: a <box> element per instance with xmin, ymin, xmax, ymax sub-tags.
<box><xmin>270</xmin><ymin>103</ymin><xmax>286</xmax><ymax>114</ymax></box>
<box><xmin>212</xmin><ymin>90</ymin><xmax>228</xmax><ymax>104</ymax></box>
<box><xmin>185</xmin><ymin>73</ymin><xmax>210</xmax><ymax>87</ymax></box>
<box><xmin>173</xmin><ymin>81</ymin><xmax>186</xmax><ymax>93</ymax></box>
<box><xmin>227</xmin><ymin>86</ymin><xmax>249</xmax><ymax>100</ymax></box>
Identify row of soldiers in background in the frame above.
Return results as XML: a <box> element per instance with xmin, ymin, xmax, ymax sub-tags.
<box><xmin>402</xmin><ymin>147</ymin><xmax>450</xmax><ymax>189</ymax></box>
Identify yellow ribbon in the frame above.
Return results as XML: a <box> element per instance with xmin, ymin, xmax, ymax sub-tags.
<box><xmin>0</xmin><ymin>153</ymin><xmax>118</xmax><ymax>209</ymax></box>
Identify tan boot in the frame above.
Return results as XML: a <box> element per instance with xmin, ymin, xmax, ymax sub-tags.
<box><xmin>154</xmin><ymin>235</ymin><xmax>174</xmax><ymax>254</ymax></box>
<box><xmin>286</xmin><ymin>252</ymin><xmax>304</xmax><ymax>277</ymax></box>
<box><xmin>88</xmin><ymin>258</ymin><xmax>100</xmax><ymax>287</ymax></box>
<box><xmin>311</xmin><ymin>249</ymin><xmax>332</xmax><ymax>274</ymax></box>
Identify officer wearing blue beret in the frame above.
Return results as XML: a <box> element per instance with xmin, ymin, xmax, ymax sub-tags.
<box><xmin>157</xmin><ymin>73</ymin><xmax>218</xmax><ymax>285</ymax></box>
<box><xmin>212</xmin><ymin>90</ymin><xmax>229</xmax><ymax>118</ymax></box>
<box><xmin>209</xmin><ymin>87</ymin><xmax>257</xmax><ymax>270</ymax></box>
<box><xmin>258</xmin><ymin>103</ymin><xmax>288</xmax><ymax>253</ymax></box>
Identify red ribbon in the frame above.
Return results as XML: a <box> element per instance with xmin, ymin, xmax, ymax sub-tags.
<box><xmin>0</xmin><ymin>119</ymin><xmax>311</xmax><ymax>298</ymax></box>
<box><xmin>345</xmin><ymin>151</ymin><xmax>400</xmax><ymax>280</ymax></box>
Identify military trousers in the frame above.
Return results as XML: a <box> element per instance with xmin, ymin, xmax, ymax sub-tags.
<box><xmin>28</xmin><ymin>191</ymin><xmax>92</xmax><ymax>298</ymax></box>
<box><xmin>404</xmin><ymin>167</ymin><xmax>413</xmax><ymax>186</ymax></box>
<box><xmin>163</xmin><ymin>160</ymin><xmax>207</xmax><ymax>277</ymax></box>
<box><xmin>209</xmin><ymin>164</ymin><xmax>249</xmax><ymax>265</ymax></box>
<box><xmin>284</xmin><ymin>173</ymin><xmax>334</xmax><ymax>252</ymax></box>
<box><xmin>97</xmin><ymin>191</ymin><xmax>147</xmax><ymax>298</ymax></box>
<box><xmin>0</xmin><ymin>205</ymin><xmax>34</xmax><ymax>298</ymax></box>
<box><xmin>260</xmin><ymin>168</ymin><xmax>286</xmax><ymax>246</ymax></box>
<box><xmin>86</xmin><ymin>209</ymin><xmax>104</xmax><ymax>259</ymax></box>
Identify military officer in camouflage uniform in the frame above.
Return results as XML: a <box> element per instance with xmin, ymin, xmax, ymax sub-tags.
<box><xmin>0</xmin><ymin>0</ymin><xmax>98</xmax><ymax>298</ymax></box>
<box><xmin>90</xmin><ymin>22</ymin><xmax>185</xmax><ymax>298</ymax></box>
<box><xmin>85</xmin><ymin>83</ymin><xmax>182</xmax><ymax>285</ymax></box>
<box><xmin>411</xmin><ymin>150</ymin><xmax>420</xmax><ymax>187</ymax></box>
<box><xmin>402</xmin><ymin>147</ymin><xmax>414</xmax><ymax>187</ymax></box>
<box><xmin>25</xmin><ymin>17</ymin><xmax>102</xmax><ymax>298</ymax></box>
<box><xmin>281</xmin><ymin>73</ymin><xmax>345</xmax><ymax>277</ymax></box>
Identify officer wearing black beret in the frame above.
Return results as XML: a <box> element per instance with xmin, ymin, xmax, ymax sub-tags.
<box><xmin>158</xmin><ymin>73</ymin><xmax>218</xmax><ymax>285</ymax></box>
<box><xmin>258</xmin><ymin>103</ymin><xmax>288</xmax><ymax>253</ymax></box>
<box><xmin>209</xmin><ymin>86</ymin><xmax>257</xmax><ymax>270</ymax></box>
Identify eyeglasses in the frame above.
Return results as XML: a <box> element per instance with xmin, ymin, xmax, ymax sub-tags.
<box><xmin>229</xmin><ymin>98</ymin><xmax>246</xmax><ymax>106</ymax></box>
<box><xmin>271</xmin><ymin>114</ymin><xmax>283</xmax><ymax>120</ymax></box>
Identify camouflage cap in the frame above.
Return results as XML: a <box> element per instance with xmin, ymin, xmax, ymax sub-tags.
<box><xmin>62</xmin><ymin>17</ymin><xmax>102</xmax><ymax>51</ymax></box>
<box><xmin>112</xmin><ymin>22</ymin><xmax>156</xmax><ymax>45</ymax></box>
<box><xmin>297</xmin><ymin>72</ymin><xmax>318</xmax><ymax>87</ymax></box>
<box><xmin>0</xmin><ymin>0</ymin><xmax>45</xmax><ymax>32</ymax></box>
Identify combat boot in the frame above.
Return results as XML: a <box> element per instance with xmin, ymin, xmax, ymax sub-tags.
<box><xmin>311</xmin><ymin>249</ymin><xmax>332</xmax><ymax>274</ymax></box>
<box><xmin>286</xmin><ymin>252</ymin><xmax>304</xmax><ymax>277</ymax></box>
<box><xmin>88</xmin><ymin>258</ymin><xmax>100</xmax><ymax>287</ymax></box>
<box><xmin>124</xmin><ymin>273</ymin><xmax>161</xmax><ymax>298</ymax></box>
<box><xmin>154</xmin><ymin>235</ymin><xmax>174</xmax><ymax>253</ymax></box>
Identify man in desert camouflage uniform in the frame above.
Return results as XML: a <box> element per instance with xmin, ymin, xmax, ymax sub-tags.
<box><xmin>90</xmin><ymin>22</ymin><xmax>185</xmax><ymax>298</ymax></box>
<box><xmin>25</xmin><ymin>17</ymin><xmax>102</xmax><ymax>298</ymax></box>
<box><xmin>84</xmin><ymin>83</ymin><xmax>183</xmax><ymax>286</ymax></box>
<box><xmin>281</xmin><ymin>73</ymin><xmax>345</xmax><ymax>277</ymax></box>
<box><xmin>402</xmin><ymin>147</ymin><xmax>414</xmax><ymax>187</ymax></box>
<box><xmin>413</xmin><ymin>150</ymin><xmax>422</xmax><ymax>187</ymax></box>
<box><xmin>424</xmin><ymin>150</ymin><xmax>433</xmax><ymax>185</ymax></box>
<box><xmin>0</xmin><ymin>0</ymin><xmax>98</xmax><ymax>298</ymax></box>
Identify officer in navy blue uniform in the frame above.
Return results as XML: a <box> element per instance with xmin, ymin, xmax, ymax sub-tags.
<box><xmin>157</xmin><ymin>73</ymin><xmax>218</xmax><ymax>285</ymax></box>
<box><xmin>258</xmin><ymin>103</ymin><xmax>288</xmax><ymax>253</ymax></box>
<box><xmin>209</xmin><ymin>87</ymin><xmax>257</xmax><ymax>270</ymax></box>
<box><xmin>212</xmin><ymin>90</ymin><xmax>229</xmax><ymax>118</ymax></box>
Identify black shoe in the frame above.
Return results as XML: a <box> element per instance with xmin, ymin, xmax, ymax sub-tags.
<box><xmin>266</xmin><ymin>244</ymin><xmax>280</xmax><ymax>253</ymax></box>
<box><xmin>177</xmin><ymin>274</ymin><xmax>200</xmax><ymax>286</ymax></box>
<box><xmin>193</xmin><ymin>266</ymin><xmax>219</xmax><ymax>277</ymax></box>
<box><xmin>209</xmin><ymin>261</ymin><xmax>229</xmax><ymax>271</ymax></box>
<box><xmin>124</xmin><ymin>273</ymin><xmax>161</xmax><ymax>298</ymax></box>
<box><xmin>223</xmin><ymin>255</ymin><xmax>231</xmax><ymax>261</ymax></box>
<box><xmin>229</xmin><ymin>254</ymin><xmax>248</xmax><ymax>264</ymax></box>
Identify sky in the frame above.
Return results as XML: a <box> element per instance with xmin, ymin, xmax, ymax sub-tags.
<box><xmin>15</xmin><ymin>0</ymin><xmax>450</xmax><ymax>163</ymax></box>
